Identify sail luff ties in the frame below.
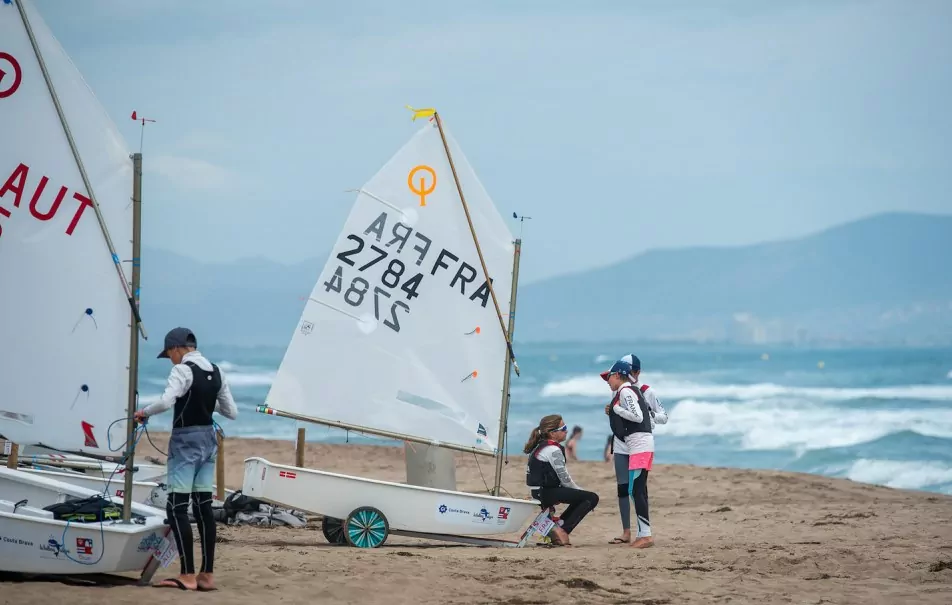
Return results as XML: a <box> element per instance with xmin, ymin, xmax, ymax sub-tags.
<box><xmin>14</xmin><ymin>0</ymin><xmax>147</xmax><ymax>339</ymax></box>
<box><xmin>430</xmin><ymin>110</ymin><xmax>519</xmax><ymax>376</ymax></box>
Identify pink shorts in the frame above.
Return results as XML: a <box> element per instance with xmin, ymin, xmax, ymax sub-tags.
<box><xmin>628</xmin><ymin>451</ymin><xmax>654</xmax><ymax>472</ymax></box>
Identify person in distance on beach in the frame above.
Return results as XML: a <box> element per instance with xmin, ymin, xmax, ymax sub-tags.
<box><xmin>602</xmin><ymin>355</ymin><xmax>664</xmax><ymax>548</ymax></box>
<box><xmin>524</xmin><ymin>414</ymin><xmax>600</xmax><ymax>546</ymax></box>
<box><xmin>134</xmin><ymin>327</ymin><xmax>239</xmax><ymax>591</ymax></box>
<box><xmin>565</xmin><ymin>425</ymin><xmax>583</xmax><ymax>461</ymax></box>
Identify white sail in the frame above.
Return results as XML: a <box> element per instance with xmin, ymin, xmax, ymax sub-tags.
<box><xmin>0</xmin><ymin>0</ymin><xmax>135</xmax><ymax>457</ymax></box>
<box><xmin>266</xmin><ymin>117</ymin><xmax>515</xmax><ymax>453</ymax></box>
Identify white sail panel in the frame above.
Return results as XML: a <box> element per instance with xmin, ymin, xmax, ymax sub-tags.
<box><xmin>266</xmin><ymin>119</ymin><xmax>515</xmax><ymax>453</ymax></box>
<box><xmin>0</xmin><ymin>0</ymin><xmax>134</xmax><ymax>457</ymax></box>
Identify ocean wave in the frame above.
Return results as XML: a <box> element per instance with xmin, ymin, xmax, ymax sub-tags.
<box><xmin>658</xmin><ymin>398</ymin><xmax>952</xmax><ymax>451</ymax></box>
<box><xmin>145</xmin><ymin>368</ymin><xmax>275</xmax><ymax>389</ymax></box>
<box><xmin>840</xmin><ymin>458</ymin><xmax>952</xmax><ymax>492</ymax></box>
<box><xmin>540</xmin><ymin>374</ymin><xmax>952</xmax><ymax>402</ymax></box>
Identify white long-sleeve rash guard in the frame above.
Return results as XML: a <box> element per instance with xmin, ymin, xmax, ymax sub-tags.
<box><xmin>611</xmin><ymin>383</ymin><xmax>661</xmax><ymax>456</ymax></box>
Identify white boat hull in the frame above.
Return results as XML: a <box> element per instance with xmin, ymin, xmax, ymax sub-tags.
<box><xmin>15</xmin><ymin>468</ymin><xmax>235</xmax><ymax>511</ymax></box>
<box><xmin>242</xmin><ymin>457</ymin><xmax>540</xmax><ymax>537</ymax></box>
<box><xmin>15</xmin><ymin>446</ymin><xmax>168</xmax><ymax>482</ymax></box>
<box><xmin>0</xmin><ymin>467</ymin><xmax>169</xmax><ymax>575</ymax></box>
<box><xmin>16</xmin><ymin>468</ymin><xmax>159</xmax><ymax>505</ymax></box>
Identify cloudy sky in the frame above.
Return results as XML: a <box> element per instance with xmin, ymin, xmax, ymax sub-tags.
<box><xmin>30</xmin><ymin>0</ymin><xmax>952</xmax><ymax>282</ymax></box>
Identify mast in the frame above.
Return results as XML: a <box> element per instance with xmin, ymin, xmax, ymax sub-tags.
<box><xmin>432</xmin><ymin>111</ymin><xmax>519</xmax><ymax>377</ymax></box>
<box><xmin>121</xmin><ymin>152</ymin><xmax>143</xmax><ymax>522</ymax></box>
<box><xmin>492</xmin><ymin>238</ymin><xmax>521</xmax><ymax>495</ymax></box>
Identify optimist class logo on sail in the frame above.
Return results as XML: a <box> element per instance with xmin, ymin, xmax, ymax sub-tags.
<box><xmin>0</xmin><ymin>51</ymin><xmax>23</xmax><ymax>99</ymax></box>
<box><xmin>316</xmin><ymin>209</ymin><xmax>495</xmax><ymax>335</ymax></box>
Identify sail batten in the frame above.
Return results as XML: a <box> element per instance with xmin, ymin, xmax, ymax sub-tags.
<box><xmin>264</xmin><ymin>118</ymin><xmax>515</xmax><ymax>453</ymax></box>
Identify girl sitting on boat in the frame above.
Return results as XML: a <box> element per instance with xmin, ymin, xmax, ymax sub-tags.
<box><xmin>524</xmin><ymin>414</ymin><xmax>600</xmax><ymax>546</ymax></box>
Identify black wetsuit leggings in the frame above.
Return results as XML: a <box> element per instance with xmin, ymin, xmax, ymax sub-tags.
<box><xmin>167</xmin><ymin>491</ymin><xmax>216</xmax><ymax>575</ymax></box>
<box><xmin>531</xmin><ymin>487</ymin><xmax>600</xmax><ymax>534</ymax></box>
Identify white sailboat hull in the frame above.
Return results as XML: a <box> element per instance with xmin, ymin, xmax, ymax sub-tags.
<box><xmin>242</xmin><ymin>457</ymin><xmax>540</xmax><ymax>538</ymax></box>
<box><xmin>15</xmin><ymin>468</ymin><xmax>159</xmax><ymax>505</ymax></box>
<box><xmin>0</xmin><ymin>467</ymin><xmax>168</xmax><ymax>575</ymax></box>
<box><xmin>15</xmin><ymin>468</ymin><xmax>235</xmax><ymax>510</ymax></box>
<box><xmin>16</xmin><ymin>446</ymin><xmax>168</xmax><ymax>482</ymax></box>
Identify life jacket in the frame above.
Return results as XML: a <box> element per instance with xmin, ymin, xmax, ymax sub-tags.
<box><xmin>172</xmin><ymin>361</ymin><xmax>222</xmax><ymax>429</ymax></box>
<box><xmin>525</xmin><ymin>439</ymin><xmax>565</xmax><ymax>488</ymax></box>
<box><xmin>608</xmin><ymin>383</ymin><xmax>652</xmax><ymax>442</ymax></box>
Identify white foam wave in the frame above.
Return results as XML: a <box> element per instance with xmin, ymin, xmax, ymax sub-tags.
<box><xmin>843</xmin><ymin>459</ymin><xmax>952</xmax><ymax>492</ymax></box>
<box><xmin>225</xmin><ymin>371</ymin><xmax>275</xmax><ymax>387</ymax></box>
<box><xmin>660</xmin><ymin>398</ymin><xmax>952</xmax><ymax>451</ymax></box>
<box><xmin>540</xmin><ymin>374</ymin><xmax>952</xmax><ymax>402</ymax></box>
<box><xmin>594</xmin><ymin>355</ymin><xmax>612</xmax><ymax>364</ymax></box>
<box><xmin>146</xmin><ymin>369</ymin><xmax>275</xmax><ymax>388</ymax></box>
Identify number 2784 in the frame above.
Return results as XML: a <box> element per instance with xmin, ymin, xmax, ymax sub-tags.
<box><xmin>322</xmin><ymin>234</ymin><xmax>422</xmax><ymax>332</ymax></box>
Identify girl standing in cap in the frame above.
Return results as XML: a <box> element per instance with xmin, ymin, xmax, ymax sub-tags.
<box><xmin>603</xmin><ymin>358</ymin><xmax>657</xmax><ymax>548</ymax></box>
<box><xmin>524</xmin><ymin>414</ymin><xmax>599</xmax><ymax>546</ymax></box>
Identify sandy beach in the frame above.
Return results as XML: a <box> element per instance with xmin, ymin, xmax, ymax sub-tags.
<box><xmin>3</xmin><ymin>432</ymin><xmax>952</xmax><ymax>605</ymax></box>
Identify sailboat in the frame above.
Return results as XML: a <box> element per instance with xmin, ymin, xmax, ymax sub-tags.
<box><xmin>0</xmin><ymin>0</ymin><xmax>169</xmax><ymax>577</ymax></box>
<box><xmin>241</xmin><ymin>109</ymin><xmax>549</xmax><ymax>548</ymax></box>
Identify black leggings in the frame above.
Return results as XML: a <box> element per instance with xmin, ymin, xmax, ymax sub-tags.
<box><xmin>629</xmin><ymin>469</ymin><xmax>651</xmax><ymax>537</ymax></box>
<box><xmin>531</xmin><ymin>487</ymin><xmax>600</xmax><ymax>534</ymax></box>
<box><xmin>167</xmin><ymin>491</ymin><xmax>216</xmax><ymax>575</ymax></box>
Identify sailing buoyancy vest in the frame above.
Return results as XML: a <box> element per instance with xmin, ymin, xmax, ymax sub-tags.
<box><xmin>172</xmin><ymin>361</ymin><xmax>222</xmax><ymax>429</ymax></box>
<box><xmin>608</xmin><ymin>383</ymin><xmax>652</xmax><ymax>441</ymax></box>
<box><xmin>526</xmin><ymin>440</ymin><xmax>565</xmax><ymax>488</ymax></box>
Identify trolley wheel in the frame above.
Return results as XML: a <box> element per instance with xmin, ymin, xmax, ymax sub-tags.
<box><xmin>343</xmin><ymin>506</ymin><xmax>389</xmax><ymax>549</ymax></box>
<box><xmin>321</xmin><ymin>516</ymin><xmax>347</xmax><ymax>545</ymax></box>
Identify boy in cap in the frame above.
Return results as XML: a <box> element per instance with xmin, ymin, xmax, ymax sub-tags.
<box><xmin>134</xmin><ymin>327</ymin><xmax>238</xmax><ymax>590</ymax></box>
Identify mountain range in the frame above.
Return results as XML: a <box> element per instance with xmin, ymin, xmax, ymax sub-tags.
<box><xmin>138</xmin><ymin>212</ymin><xmax>952</xmax><ymax>347</ymax></box>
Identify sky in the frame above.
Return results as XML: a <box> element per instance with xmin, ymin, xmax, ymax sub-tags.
<box><xmin>28</xmin><ymin>0</ymin><xmax>952</xmax><ymax>283</ymax></box>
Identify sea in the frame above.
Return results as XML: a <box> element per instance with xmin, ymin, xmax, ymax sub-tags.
<box><xmin>138</xmin><ymin>342</ymin><xmax>952</xmax><ymax>496</ymax></box>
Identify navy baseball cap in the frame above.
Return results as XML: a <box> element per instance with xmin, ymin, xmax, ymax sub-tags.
<box><xmin>599</xmin><ymin>354</ymin><xmax>641</xmax><ymax>381</ymax></box>
<box><xmin>157</xmin><ymin>327</ymin><xmax>197</xmax><ymax>358</ymax></box>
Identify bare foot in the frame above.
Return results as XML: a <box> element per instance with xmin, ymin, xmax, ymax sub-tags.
<box><xmin>550</xmin><ymin>526</ymin><xmax>572</xmax><ymax>546</ymax></box>
<box><xmin>631</xmin><ymin>536</ymin><xmax>654</xmax><ymax>548</ymax></box>
<box><xmin>197</xmin><ymin>572</ymin><xmax>217</xmax><ymax>591</ymax></box>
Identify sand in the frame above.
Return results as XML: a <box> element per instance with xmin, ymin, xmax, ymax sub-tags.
<box><xmin>3</xmin><ymin>433</ymin><xmax>952</xmax><ymax>605</ymax></box>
